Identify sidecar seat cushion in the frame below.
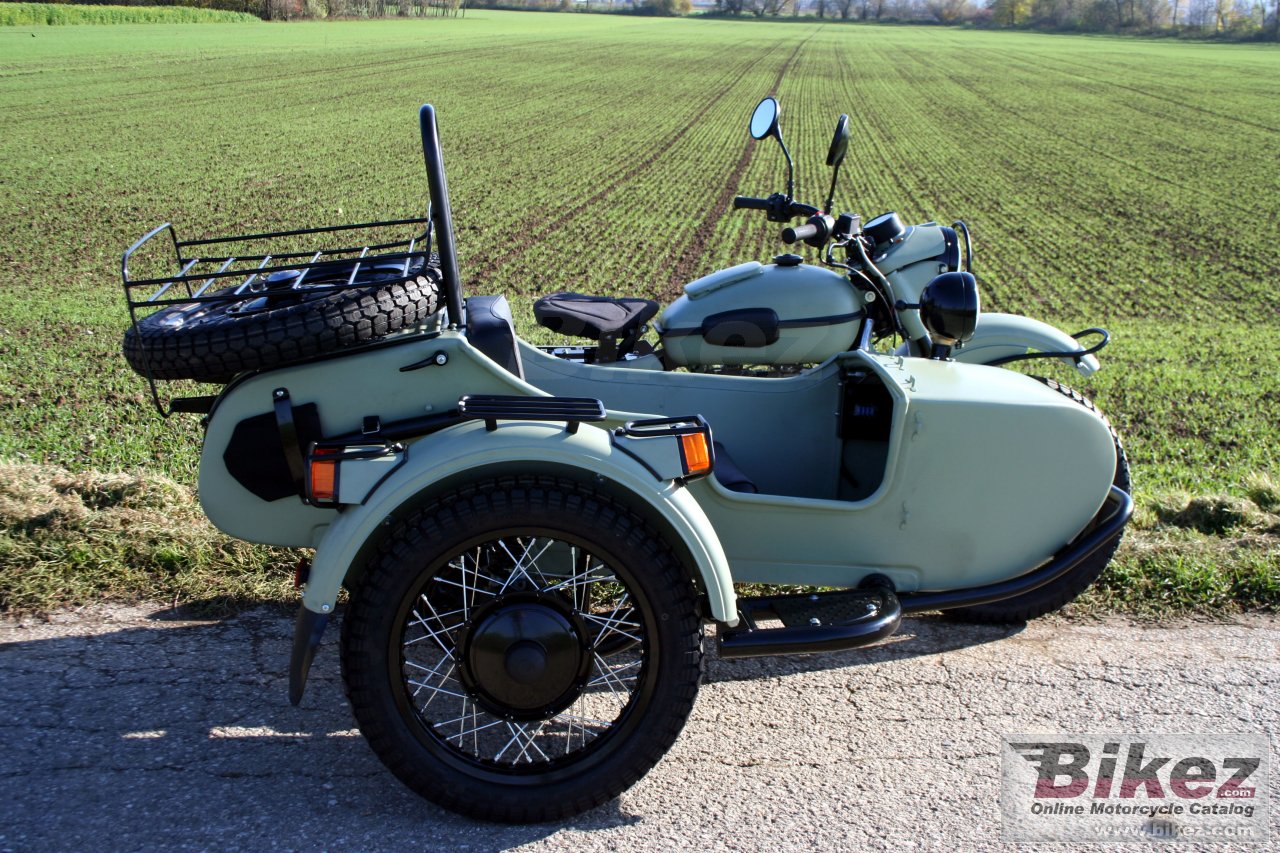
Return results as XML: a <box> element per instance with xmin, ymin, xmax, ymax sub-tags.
<box><xmin>712</xmin><ymin>441</ymin><xmax>758</xmax><ymax>494</ymax></box>
<box><xmin>466</xmin><ymin>295</ymin><xmax>524</xmax><ymax>380</ymax></box>
<box><xmin>533</xmin><ymin>293</ymin><xmax>659</xmax><ymax>341</ymax></box>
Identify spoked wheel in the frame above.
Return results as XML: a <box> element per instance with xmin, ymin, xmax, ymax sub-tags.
<box><xmin>341</xmin><ymin>477</ymin><xmax>703</xmax><ymax>823</ymax></box>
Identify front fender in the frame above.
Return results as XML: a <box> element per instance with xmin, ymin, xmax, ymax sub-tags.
<box><xmin>957</xmin><ymin>313</ymin><xmax>1101</xmax><ymax>376</ymax></box>
<box><xmin>301</xmin><ymin>419</ymin><xmax>737</xmax><ymax>623</ymax></box>
<box><xmin>899</xmin><ymin>313</ymin><xmax>1101</xmax><ymax>376</ymax></box>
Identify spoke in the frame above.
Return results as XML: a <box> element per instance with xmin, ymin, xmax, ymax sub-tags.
<box><xmin>438</xmin><ymin>712</ymin><xmax>505</xmax><ymax>742</ymax></box>
<box><xmin>590</xmin><ymin>652</ymin><xmax>639</xmax><ymax>701</ymax></box>
<box><xmin>543</xmin><ymin>563</ymin><xmax>617</xmax><ymax>596</ymax></box>
<box><xmin>432</xmin><ymin>576</ymin><xmax>499</xmax><ymax>598</ymax></box>
<box><xmin>581</xmin><ymin>610</ymin><xmax>642</xmax><ymax>646</ymax></box>
<box><xmin>497</xmin><ymin>537</ymin><xmax>555</xmax><ymax>592</ymax></box>
<box><xmin>459</xmin><ymin>553</ymin><xmax>471</xmax><ymax>622</ymax></box>
<box><xmin>406</xmin><ymin>679</ymin><xmax>468</xmax><ymax>701</ymax></box>
<box><xmin>495</xmin><ymin>721</ymin><xmax>551</xmax><ymax>764</ymax></box>
<box><xmin>407</xmin><ymin>606</ymin><xmax>459</xmax><ymax>660</ymax></box>
<box><xmin>405</xmin><ymin>658</ymin><xmax>460</xmax><ymax>710</ymax></box>
<box><xmin>552</xmin><ymin>711</ymin><xmax>614</xmax><ymax>728</ymax></box>
<box><xmin>445</xmin><ymin>554</ymin><xmax>506</xmax><ymax>590</ymax></box>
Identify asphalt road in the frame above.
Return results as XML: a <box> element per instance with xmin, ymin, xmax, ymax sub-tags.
<box><xmin>2</xmin><ymin>605</ymin><xmax>1276</xmax><ymax>852</ymax></box>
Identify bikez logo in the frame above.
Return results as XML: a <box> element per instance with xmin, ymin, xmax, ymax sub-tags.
<box><xmin>999</xmin><ymin>734</ymin><xmax>1270</xmax><ymax>843</ymax></box>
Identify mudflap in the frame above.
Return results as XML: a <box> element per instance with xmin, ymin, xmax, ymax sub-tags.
<box><xmin>289</xmin><ymin>605</ymin><xmax>330</xmax><ymax>706</ymax></box>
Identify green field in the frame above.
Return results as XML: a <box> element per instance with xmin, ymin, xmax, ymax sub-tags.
<box><xmin>1</xmin><ymin>14</ymin><xmax>1277</xmax><ymax>611</ymax></box>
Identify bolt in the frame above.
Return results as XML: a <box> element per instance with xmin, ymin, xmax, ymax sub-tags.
<box><xmin>809</xmin><ymin>617</ymin><xmax>822</xmax><ymax>627</ymax></box>
<box><xmin>434</xmin><ymin>352</ymin><xmax>448</xmax><ymax>366</ymax></box>
<box><xmin>321</xmin><ymin>603</ymin><xmax>331</xmax><ymax>612</ymax></box>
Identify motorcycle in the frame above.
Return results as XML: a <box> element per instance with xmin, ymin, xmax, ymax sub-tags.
<box><xmin>120</xmin><ymin>100</ymin><xmax>1132</xmax><ymax>823</ymax></box>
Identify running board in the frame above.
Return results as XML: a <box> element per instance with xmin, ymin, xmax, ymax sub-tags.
<box><xmin>718</xmin><ymin>586</ymin><xmax>902</xmax><ymax>659</ymax></box>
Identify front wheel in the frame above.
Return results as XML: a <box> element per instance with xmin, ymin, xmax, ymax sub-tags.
<box><xmin>947</xmin><ymin>377</ymin><xmax>1130</xmax><ymax>623</ymax></box>
<box><xmin>340</xmin><ymin>476</ymin><xmax>704</xmax><ymax>822</ymax></box>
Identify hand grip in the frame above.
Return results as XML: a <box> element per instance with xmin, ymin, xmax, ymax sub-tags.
<box><xmin>733</xmin><ymin>195</ymin><xmax>771</xmax><ymax>211</ymax></box>
<box><xmin>782</xmin><ymin>222</ymin><xmax>819</xmax><ymax>244</ymax></box>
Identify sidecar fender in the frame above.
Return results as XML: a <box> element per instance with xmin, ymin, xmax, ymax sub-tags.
<box><xmin>301</xmin><ymin>419</ymin><xmax>736</xmax><ymax>623</ymax></box>
<box><xmin>899</xmin><ymin>313</ymin><xmax>1101</xmax><ymax>376</ymax></box>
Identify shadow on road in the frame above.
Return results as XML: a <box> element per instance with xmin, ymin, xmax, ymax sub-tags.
<box><xmin>0</xmin><ymin>605</ymin><xmax>1015</xmax><ymax>850</ymax></box>
<box><xmin>705</xmin><ymin>613</ymin><xmax>1023</xmax><ymax>683</ymax></box>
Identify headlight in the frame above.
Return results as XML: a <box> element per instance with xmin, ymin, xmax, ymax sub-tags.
<box><xmin>920</xmin><ymin>271</ymin><xmax>979</xmax><ymax>346</ymax></box>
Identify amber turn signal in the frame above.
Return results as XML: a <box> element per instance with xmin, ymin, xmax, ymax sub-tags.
<box><xmin>679</xmin><ymin>432</ymin><xmax>711</xmax><ymax>476</ymax></box>
<box><xmin>309</xmin><ymin>450</ymin><xmax>338</xmax><ymax>502</ymax></box>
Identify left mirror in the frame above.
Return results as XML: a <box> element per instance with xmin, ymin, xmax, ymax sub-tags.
<box><xmin>749</xmin><ymin>97</ymin><xmax>779</xmax><ymax>141</ymax></box>
<box><xmin>826</xmin><ymin>114</ymin><xmax>850</xmax><ymax>168</ymax></box>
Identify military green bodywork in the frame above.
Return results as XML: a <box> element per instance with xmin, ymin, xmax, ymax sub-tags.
<box><xmin>198</xmin><ymin>316</ymin><xmax>1116</xmax><ymax>627</ymax></box>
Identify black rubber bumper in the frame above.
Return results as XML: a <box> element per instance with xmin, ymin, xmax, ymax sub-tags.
<box><xmin>898</xmin><ymin>485</ymin><xmax>1133</xmax><ymax>614</ymax></box>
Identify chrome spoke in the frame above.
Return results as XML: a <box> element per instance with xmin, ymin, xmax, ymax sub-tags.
<box><xmin>590</xmin><ymin>652</ymin><xmax>639</xmax><ymax>702</ymax></box>
<box><xmin>407</xmin><ymin>607</ymin><xmax>458</xmax><ymax>660</ymax></box>
<box><xmin>439</xmin><ymin>712</ymin><xmax>506</xmax><ymax>743</ymax></box>
<box><xmin>406</xmin><ymin>678</ymin><xmax>467</xmax><ymax>701</ymax></box>
<box><xmin>497</xmin><ymin>536</ymin><xmax>555</xmax><ymax>592</ymax></box>
<box><xmin>406</xmin><ymin>658</ymin><xmax>460</xmax><ymax>709</ymax></box>
<box><xmin>582</xmin><ymin>610</ymin><xmax>642</xmax><ymax>646</ymax></box>
<box><xmin>543</xmin><ymin>563</ymin><xmax>616</xmax><ymax>596</ymax></box>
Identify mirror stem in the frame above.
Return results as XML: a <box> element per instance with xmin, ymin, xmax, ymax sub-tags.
<box><xmin>776</xmin><ymin>134</ymin><xmax>795</xmax><ymax>201</ymax></box>
<box><xmin>823</xmin><ymin>162</ymin><xmax>841</xmax><ymax>215</ymax></box>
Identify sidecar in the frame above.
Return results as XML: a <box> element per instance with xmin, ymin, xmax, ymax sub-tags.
<box><xmin>121</xmin><ymin>105</ymin><xmax>1131</xmax><ymax>823</ymax></box>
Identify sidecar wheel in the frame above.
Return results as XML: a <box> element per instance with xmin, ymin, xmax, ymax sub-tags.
<box><xmin>122</xmin><ymin>257</ymin><xmax>441</xmax><ymax>383</ymax></box>
<box><xmin>947</xmin><ymin>377</ymin><xmax>1130</xmax><ymax>623</ymax></box>
<box><xmin>340</xmin><ymin>476</ymin><xmax>703</xmax><ymax>823</ymax></box>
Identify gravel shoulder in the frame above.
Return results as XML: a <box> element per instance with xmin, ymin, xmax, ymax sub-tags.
<box><xmin>1</xmin><ymin>605</ymin><xmax>1276</xmax><ymax>852</ymax></box>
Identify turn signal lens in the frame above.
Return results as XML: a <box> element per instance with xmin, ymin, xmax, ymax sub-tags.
<box><xmin>679</xmin><ymin>433</ymin><xmax>711</xmax><ymax>476</ymax></box>
<box><xmin>309</xmin><ymin>452</ymin><xmax>337</xmax><ymax>502</ymax></box>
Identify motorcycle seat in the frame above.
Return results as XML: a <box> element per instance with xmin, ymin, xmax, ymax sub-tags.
<box><xmin>534</xmin><ymin>293</ymin><xmax>659</xmax><ymax>340</ymax></box>
<box><xmin>533</xmin><ymin>293</ymin><xmax>658</xmax><ymax>361</ymax></box>
<box><xmin>466</xmin><ymin>294</ymin><xmax>525</xmax><ymax>379</ymax></box>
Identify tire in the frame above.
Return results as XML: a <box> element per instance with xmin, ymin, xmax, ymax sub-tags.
<box><xmin>122</xmin><ymin>257</ymin><xmax>441</xmax><ymax>383</ymax></box>
<box><xmin>340</xmin><ymin>476</ymin><xmax>704</xmax><ymax>823</ymax></box>
<box><xmin>947</xmin><ymin>376</ymin><xmax>1130</xmax><ymax>623</ymax></box>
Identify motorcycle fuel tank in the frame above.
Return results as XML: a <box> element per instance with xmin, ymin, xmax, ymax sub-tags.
<box><xmin>658</xmin><ymin>261</ymin><xmax>863</xmax><ymax>367</ymax></box>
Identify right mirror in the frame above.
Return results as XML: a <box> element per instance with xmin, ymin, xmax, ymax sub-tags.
<box><xmin>749</xmin><ymin>97</ymin><xmax>779</xmax><ymax>141</ymax></box>
<box><xmin>826</xmin><ymin>114</ymin><xmax>850</xmax><ymax>168</ymax></box>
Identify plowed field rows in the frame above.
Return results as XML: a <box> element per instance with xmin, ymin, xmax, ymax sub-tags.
<box><xmin>1</xmin><ymin>13</ymin><xmax>1277</xmax><ymax>497</ymax></box>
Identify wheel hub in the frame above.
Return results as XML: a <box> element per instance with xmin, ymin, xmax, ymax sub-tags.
<box><xmin>460</xmin><ymin>595</ymin><xmax>589</xmax><ymax>721</ymax></box>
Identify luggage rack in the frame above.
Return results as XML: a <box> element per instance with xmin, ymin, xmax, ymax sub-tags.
<box><xmin>121</xmin><ymin>213</ymin><xmax>434</xmax><ymax>416</ymax></box>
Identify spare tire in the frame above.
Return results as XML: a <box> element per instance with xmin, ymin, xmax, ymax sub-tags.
<box><xmin>123</xmin><ymin>256</ymin><xmax>442</xmax><ymax>384</ymax></box>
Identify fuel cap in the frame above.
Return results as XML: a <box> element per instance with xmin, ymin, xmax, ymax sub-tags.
<box><xmin>772</xmin><ymin>253</ymin><xmax>803</xmax><ymax>267</ymax></box>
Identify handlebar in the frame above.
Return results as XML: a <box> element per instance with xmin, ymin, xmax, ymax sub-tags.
<box><xmin>733</xmin><ymin>193</ymin><xmax>821</xmax><ymax>222</ymax></box>
<box><xmin>733</xmin><ymin>195</ymin><xmax>771</xmax><ymax>211</ymax></box>
<box><xmin>782</xmin><ymin>214</ymin><xmax>835</xmax><ymax>248</ymax></box>
<box><xmin>781</xmin><ymin>222</ymin><xmax>819</xmax><ymax>244</ymax></box>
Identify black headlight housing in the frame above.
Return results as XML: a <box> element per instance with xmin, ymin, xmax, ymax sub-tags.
<box><xmin>920</xmin><ymin>271</ymin><xmax>979</xmax><ymax>346</ymax></box>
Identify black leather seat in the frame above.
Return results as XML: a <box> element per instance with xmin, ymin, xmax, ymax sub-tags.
<box><xmin>466</xmin><ymin>295</ymin><xmax>524</xmax><ymax>379</ymax></box>
<box><xmin>533</xmin><ymin>293</ymin><xmax>659</xmax><ymax>361</ymax></box>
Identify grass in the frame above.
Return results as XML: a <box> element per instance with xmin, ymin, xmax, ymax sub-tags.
<box><xmin>0</xmin><ymin>461</ymin><xmax>296</xmax><ymax>614</ymax></box>
<box><xmin>0</xmin><ymin>3</ymin><xmax>261</xmax><ymax>25</ymax></box>
<box><xmin>0</xmin><ymin>13</ymin><xmax>1276</xmax><ymax>614</ymax></box>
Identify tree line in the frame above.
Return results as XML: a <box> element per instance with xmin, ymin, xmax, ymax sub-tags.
<box><xmin>35</xmin><ymin>0</ymin><xmax>1279</xmax><ymax>35</ymax></box>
